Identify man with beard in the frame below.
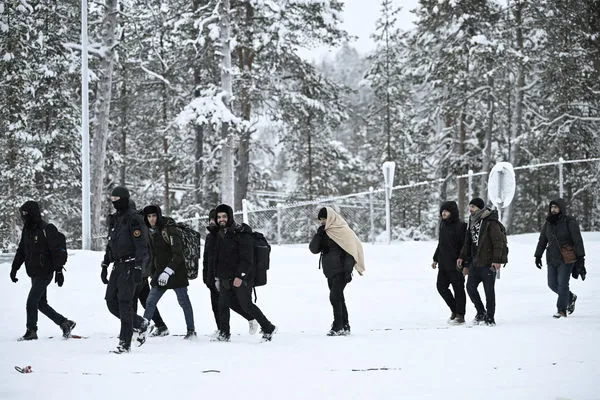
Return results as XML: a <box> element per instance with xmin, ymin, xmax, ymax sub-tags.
<box><xmin>10</xmin><ymin>201</ymin><xmax>76</xmax><ymax>341</ymax></box>
<box><xmin>101</xmin><ymin>186</ymin><xmax>150</xmax><ymax>353</ymax></box>
<box><xmin>211</xmin><ymin>204</ymin><xmax>276</xmax><ymax>342</ymax></box>
<box><xmin>457</xmin><ymin>198</ymin><xmax>507</xmax><ymax>326</ymax></box>
<box><xmin>534</xmin><ymin>198</ymin><xmax>585</xmax><ymax>318</ymax></box>
<box><xmin>432</xmin><ymin>201</ymin><xmax>467</xmax><ymax>324</ymax></box>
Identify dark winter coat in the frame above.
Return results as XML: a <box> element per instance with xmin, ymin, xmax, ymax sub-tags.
<box><xmin>11</xmin><ymin>201</ymin><xmax>63</xmax><ymax>278</ymax></box>
<box><xmin>433</xmin><ymin>201</ymin><xmax>467</xmax><ymax>271</ymax></box>
<box><xmin>202</xmin><ymin>224</ymin><xmax>218</xmax><ymax>287</ymax></box>
<box><xmin>106</xmin><ymin>203</ymin><xmax>149</xmax><ymax>270</ymax></box>
<box><xmin>146</xmin><ymin>214</ymin><xmax>188</xmax><ymax>289</ymax></box>
<box><xmin>534</xmin><ymin>198</ymin><xmax>585</xmax><ymax>265</ymax></box>
<box><xmin>213</xmin><ymin>204</ymin><xmax>255</xmax><ymax>282</ymax></box>
<box><xmin>460</xmin><ymin>208</ymin><xmax>506</xmax><ymax>267</ymax></box>
<box><xmin>309</xmin><ymin>226</ymin><xmax>355</xmax><ymax>279</ymax></box>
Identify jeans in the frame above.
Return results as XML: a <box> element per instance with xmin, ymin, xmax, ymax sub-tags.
<box><xmin>26</xmin><ymin>272</ymin><xmax>67</xmax><ymax>330</ymax></box>
<box><xmin>466</xmin><ymin>266</ymin><xmax>496</xmax><ymax>319</ymax></box>
<box><xmin>327</xmin><ymin>273</ymin><xmax>349</xmax><ymax>330</ymax></box>
<box><xmin>144</xmin><ymin>287</ymin><xmax>195</xmax><ymax>332</ymax></box>
<box><xmin>134</xmin><ymin>279</ymin><xmax>166</xmax><ymax>327</ymax></box>
<box><xmin>436</xmin><ymin>268</ymin><xmax>466</xmax><ymax>315</ymax></box>
<box><xmin>547</xmin><ymin>261</ymin><xmax>574</xmax><ymax>312</ymax></box>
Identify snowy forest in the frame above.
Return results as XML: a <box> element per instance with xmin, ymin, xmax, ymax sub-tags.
<box><xmin>1</xmin><ymin>0</ymin><xmax>599</xmax><ymax>250</ymax></box>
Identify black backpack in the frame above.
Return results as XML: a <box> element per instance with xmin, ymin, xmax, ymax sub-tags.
<box><xmin>162</xmin><ymin>222</ymin><xmax>202</xmax><ymax>280</ymax></box>
<box><xmin>251</xmin><ymin>231</ymin><xmax>271</xmax><ymax>287</ymax></box>
<box><xmin>43</xmin><ymin>224</ymin><xmax>68</xmax><ymax>267</ymax></box>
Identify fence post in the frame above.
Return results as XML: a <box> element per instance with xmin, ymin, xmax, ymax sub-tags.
<box><xmin>558</xmin><ymin>157</ymin><xmax>564</xmax><ymax>198</ymax></box>
<box><xmin>242</xmin><ymin>198</ymin><xmax>249</xmax><ymax>224</ymax></box>
<box><xmin>369</xmin><ymin>186</ymin><xmax>375</xmax><ymax>243</ymax></box>
<box><xmin>468</xmin><ymin>169</ymin><xmax>474</xmax><ymax>201</ymax></box>
<box><xmin>276</xmin><ymin>203</ymin><xmax>282</xmax><ymax>245</ymax></box>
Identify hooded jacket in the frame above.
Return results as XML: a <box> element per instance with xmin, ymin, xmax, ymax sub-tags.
<box><xmin>433</xmin><ymin>201</ymin><xmax>467</xmax><ymax>271</ymax></box>
<box><xmin>142</xmin><ymin>205</ymin><xmax>188</xmax><ymax>289</ymax></box>
<box><xmin>213</xmin><ymin>204</ymin><xmax>255</xmax><ymax>281</ymax></box>
<box><xmin>534</xmin><ymin>198</ymin><xmax>585</xmax><ymax>265</ymax></box>
<box><xmin>11</xmin><ymin>201</ymin><xmax>63</xmax><ymax>277</ymax></box>
<box><xmin>459</xmin><ymin>208</ymin><xmax>506</xmax><ymax>267</ymax></box>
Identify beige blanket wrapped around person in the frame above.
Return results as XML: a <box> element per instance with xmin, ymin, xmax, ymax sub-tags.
<box><xmin>322</xmin><ymin>206</ymin><xmax>366</xmax><ymax>276</ymax></box>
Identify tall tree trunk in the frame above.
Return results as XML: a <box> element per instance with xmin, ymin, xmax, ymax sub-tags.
<box><xmin>119</xmin><ymin>74</ymin><xmax>128</xmax><ymax>186</ymax></box>
<box><xmin>457</xmin><ymin>109</ymin><xmax>467</xmax><ymax>219</ymax></box>
<box><xmin>505</xmin><ymin>0</ymin><xmax>525</xmax><ymax>227</ymax></box>
<box><xmin>162</xmin><ymin>79</ymin><xmax>170</xmax><ymax>215</ymax></box>
<box><xmin>219</xmin><ymin>0</ymin><xmax>235</xmax><ymax>207</ymax></box>
<box><xmin>307</xmin><ymin>114</ymin><xmax>313</xmax><ymax>201</ymax></box>
<box><xmin>90</xmin><ymin>0</ymin><xmax>118</xmax><ymax>249</ymax></box>
<box><xmin>480</xmin><ymin>74</ymin><xmax>494</xmax><ymax>197</ymax></box>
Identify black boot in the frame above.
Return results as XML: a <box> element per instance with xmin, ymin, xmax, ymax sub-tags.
<box><xmin>19</xmin><ymin>328</ymin><xmax>38</xmax><ymax>341</ymax></box>
<box><xmin>60</xmin><ymin>320</ymin><xmax>76</xmax><ymax>338</ymax></box>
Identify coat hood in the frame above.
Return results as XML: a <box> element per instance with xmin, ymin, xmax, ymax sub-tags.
<box><xmin>215</xmin><ymin>204</ymin><xmax>235</xmax><ymax>227</ymax></box>
<box><xmin>142</xmin><ymin>204</ymin><xmax>163</xmax><ymax>227</ymax></box>
<box><xmin>548</xmin><ymin>198</ymin><xmax>568</xmax><ymax>215</ymax></box>
<box><xmin>440</xmin><ymin>201</ymin><xmax>459</xmax><ymax>222</ymax></box>
<box><xmin>20</xmin><ymin>200</ymin><xmax>42</xmax><ymax>227</ymax></box>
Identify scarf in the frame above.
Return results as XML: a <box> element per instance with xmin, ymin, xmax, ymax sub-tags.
<box><xmin>322</xmin><ymin>206</ymin><xmax>365</xmax><ymax>276</ymax></box>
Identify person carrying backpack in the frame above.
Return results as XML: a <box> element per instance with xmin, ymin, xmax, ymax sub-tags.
<box><xmin>10</xmin><ymin>201</ymin><xmax>76</xmax><ymax>341</ymax></box>
<box><xmin>137</xmin><ymin>205</ymin><xmax>196</xmax><ymax>340</ymax></box>
<box><xmin>309</xmin><ymin>207</ymin><xmax>365</xmax><ymax>336</ymax></box>
<box><xmin>534</xmin><ymin>198</ymin><xmax>585</xmax><ymax>318</ymax></box>
<box><xmin>211</xmin><ymin>204</ymin><xmax>276</xmax><ymax>342</ymax></box>
<box><xmin>457</xmin><ymin>198</ymin><xmax>507</xmax><ymax>326</ymax></box>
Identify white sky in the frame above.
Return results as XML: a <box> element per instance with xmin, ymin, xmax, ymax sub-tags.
<box><xmin>300</xmin><ymin>0</ymin><xmax>420</xmax><ymax>60</ymax></box>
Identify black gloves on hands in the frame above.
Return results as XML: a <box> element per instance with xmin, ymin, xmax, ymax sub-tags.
<box><xmin>344</xmin><ymin>271</ymin><xmax>353</xmax><ymax>283</ymax></box>
<box><xmin>132</xmin><ymin>266</ymin><xmax>142</xmax><ymax>284</ymax></box>
<box><xmin>55</xmin><ymin>271</ymin><xmax>64</xmax><ymax>287</ymax></box>
<box><xmin>535</xmin><ymin>257</ymin><xmax>543</xmax><ymax>269</ymax></box>
<box><xmin>100</xmin><ymin>264</ymin><xmax>109</xmax><ymax>285</ymax></box>
<box><xmin>10</xmin><ymin>269</ymin><xmax>18</xmax><ymax>283</ymax></box>
<box><xmin>572</xmin><ymin>258</ymin><xmax>586</xmax><ymax>281</ymax></box>
<box><xmin>317</xmin><ymin>225</ymin><xmax>325</xmax><ymax>235</ymax></box>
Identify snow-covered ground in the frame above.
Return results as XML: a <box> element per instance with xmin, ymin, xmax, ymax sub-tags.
<box><xmin>1</xmin><ymin>233</ymin><xmax>599</xmax><ymax>400</ymax></box>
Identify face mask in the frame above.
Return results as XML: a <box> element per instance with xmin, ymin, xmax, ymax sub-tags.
<box><xmin>112</xmin><ymin>198</ymin><xmax>129</xmax><ymax>211</ymax></box>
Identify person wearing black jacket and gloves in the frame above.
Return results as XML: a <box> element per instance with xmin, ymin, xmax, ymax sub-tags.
<box><xmin>139</xmin><ymin>205</ymin><xmax>196</xmax><ymax>340</ymax></box>
<box><xmin>10</xmin><ymin>201</ymin><xmax>76</xmax><ymax>341</ymax></box>
<box><xmin>102</xmin><ymin>187</ymin><xmax>150</xmax><ymax>353</ymax></box>
<box><xmin>203</xmin><ymin>209</ymin><xmax>257</xmax><ymax>335</ymax></box>
<box><xmin>211</xmin><ymin>204</ymin><xmax>276</xmax><ymax>342</ymax></box>
<box><xmin>534</xmin><ymin>198</ymin><xmax>585</xmax><ymax>318</ymax></box>
<box><xmin>432</xmin><ymin>201</ymin><xmax>467</xmax><ymax>324</ymax></box>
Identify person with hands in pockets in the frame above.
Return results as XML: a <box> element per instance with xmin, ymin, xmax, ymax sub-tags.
<box><xmin>309</xmin><ymin>207</ymin><xmax>365</xmax><ymax>336</ymax></box>
<box><xmin>102</xmin><ymin>186</ymin><xmax>150</xmax><ymax>353</ymax></box>
<box><xmin>138</xmin><ymin>204</ymin><xmax>196</xmax><ymax>341</ymax></box>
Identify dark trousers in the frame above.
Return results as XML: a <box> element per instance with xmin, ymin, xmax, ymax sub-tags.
<box><xmin>209</xmin><ymin>284</ymin><xmax>254</xmax><ymax>329</ymax></box>
<box><xmin>105</xmin><ymin>263</ymin><xmax>145</xmax><ymax>347</ymax></box>
<box><xmin>217</xmin><ymin>279</ymin><xmax>273</xmax><ymax>335</ymax></box>
<box><xmin>436</xmin><ymin>268</ymin><xmax>466</xmax><ymax>315</ymax></box>
<box><xmin>466</xmin><ymin>266</ymin><xmax>496</xmax><ymax>318</ymax></box>
<box><xmin>327</xmin><ymin>273</ymin><xmax>349</xmax><ymax>330</ymax></box>
<box><xmin>26</xmin><ymin>272</ymin><xmax>67</xmax><ymax>330</ymax></box>
<box><xmin>547</xmin><ymin>261</ymin><xmax>574</xmax><ymax>312</ymax></box>
<box><xmin>133</xmin><ymin>279</ymin><xmax>166</xmax><ymax>328</ymax></box>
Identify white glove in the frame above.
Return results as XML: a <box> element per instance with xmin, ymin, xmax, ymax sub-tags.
<box><xmin>215</xmin><ymin>277</ymin><xmax>221</xmax><ymax>292</ymax></box>
<box><xmin>158</xmin><ymin>267</ymin><xmax>174</xmax><ymax>286</ymax></box>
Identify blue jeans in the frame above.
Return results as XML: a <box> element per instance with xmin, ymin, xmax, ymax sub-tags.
<box><xmin>547</xmin><ymin>261</ymin><xmax>574</xmax><ymax>312</ymax></box>
<box><xmin>144</xmin><ymin>287</ymin><xmax>195</xmax><ymax>331</ymax></box>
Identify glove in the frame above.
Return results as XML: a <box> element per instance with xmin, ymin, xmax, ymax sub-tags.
<box><xmin>10</xmin><ymin>269</ymin><xmax>18</xmax><ymax>283</ymax></box>
<box><xmin>55</xmin><ymin>271</ymin><xmax>64</xmax><ymax>287</ymax></box>
<box><xmin>344</xmin><ymin>271</ymin><xmax>353</xmax><ymax>283</ymax></box>
<box><xmin>100</xmin><ymin>265</ymin><xmax>109</xmax><ymax>285</ymax></box>
<box><xmin>132</xmin><ymin>266</ymin><xmax>142</xmax><ymax>284</ymax></box>
<box><xmin>573</xmin><ymin>258</ymin><xmax>586</xmax><ymax>281</ymax></box>
<box><xmin>535</xmin><ymin>257</ymin><xmax>543</xmax><ymax>269</ymax></box>
<box><xmin>158</xmin><ymin>267</ymin><xmax>174</xmax><ymax>286</ymax></box>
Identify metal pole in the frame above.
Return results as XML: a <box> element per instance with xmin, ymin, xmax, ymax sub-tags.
<box><xmin>385</xmin><ymin>193</ymin><xmax>391</xmax><ymax>244</ymax></box>
<box><xmin>559</xmin><ymin>157</ymin><xmax>564</xmax><ymax>198</ymax></box>
<box><xmin>276</xmin><ymin>204</ymin><xmax>282</xmax><ymax>245</ymax></box>
<box><xmin>468</xmin><ymin>169</ymin><xmax>473</xmax><ymax>202</ymax></box>
<box><xmin>242</xmin><ymin>198</ymin><xmax>249</xmax><ymax>224</ymax></box>
<box><xmin>369</xmin><ymin>186</ymin><xmax>375</xmax><ymax>244</ymax></box>
<box><xmin>81</xmin><ymin>0</ymin><xmax>91</xmax><ymax>250</ymax></box>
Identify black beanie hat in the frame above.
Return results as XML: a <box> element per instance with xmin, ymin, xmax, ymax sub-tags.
<box><xmin>317</xmin><ymin>207</ymin><xmax>327</xmax><ymax>219</ymax></box>
<box><xmin>469</xmin><ymin>197</ymin><xmax>485</xmax><ymax>210</ymax></box>
<box><xmin>111</xmin><ymin>186</ymin><xmax>130</xmax><ymax>199</ymax></box>
<box><xmin>208</xmin><ymin>209</ymin><xmax>217</xmax><ymax>220</ymax></box>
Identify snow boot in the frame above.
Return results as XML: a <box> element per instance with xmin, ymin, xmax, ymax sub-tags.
<box><xmin>19</xmin><ymin>328</ymin><xmax>38</xmax><ymax>341</ymax></box>
<box><xmin>567</xmin><ymin>293</ymin><xmax>577</xmax><ymax>315</ymax></box>
<box><xmin>473</xmin><ymin>313</ymin><xmax>486</xmax><ymax>325</ymax></box>
<box><xmin>485</xmin><ymin>316</ymin><xmax>496</xmax><ymax>326</ymax></box>
<box><xmin>210</xmin><ymin>331</ymin><xmax>231</xmax><ymax>342</ymax></box>
<box><xmin>136</xmin><ymin>318</ymin><xmax>150</xmax><ymax>346</ymax></box>
<box><xmin>60</xmin><ymin>320</ymin><xmax>76</xmax><ymax>338</ymax></box>
<box><xmin>451</xmin><ymin>314</ymin><xmax>465</xmax><ymax>324</ymax></box>
<box><xmin>149</xmin><ymin>325</ymin><xmax>169</xmax><ymax>337</ymax></box>
<box><xmin>248</xmin><ymin>319</ymin><xmax>259</xmax><ymax>335</ymax></box>
<box><xmin>553</xmin><ymin>311</ymin><xmax>567</xmax><ymax>318</ymax></box>
<box><xmin>112</xmin><ymin>340</ymin><xmax>130</xmax><ymax>354</ymax></box>
<box><xmin>184</xmin><ymin>330</ymin><xmax>197</xmax><ymax>340</ymax></box>
<box><xmin>261</xmin><ymin>326</ymin><xmax>277</xmax><ymax>342</ymax></box>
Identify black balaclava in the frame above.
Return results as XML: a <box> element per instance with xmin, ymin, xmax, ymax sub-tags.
<box><xmin>20</xmin><ymin>201</ymin><xmax>42</xmax><ymax>229</ymax></box>
<box><xmin>111</xmin><ymin>186</ymin><xmax>130</xmax><ymax>212</ymax></box>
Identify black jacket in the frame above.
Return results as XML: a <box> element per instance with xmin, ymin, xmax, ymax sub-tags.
<box><xmin>213</xmin><ymin>205</ymin><xmax>255</xmax><ymax>281</ymax></box>
<box><xmin>12</xmin><ymin>222</ymin><xmax>63</xmax><ymax>278</ymax></box>
<box><xmin>535</xmin><ymin>198</ymin><xmax>585</xmax><ymax>265</ymax></box>
<box><xmin>147</xmin><ymin>215</ymin><xmax>188</xmax><ymax>289</ymax></box>
<box><xmin>202</xmin><ymin>224</ymin><xmax>218</xmax><ymax>287</ymax></box>
<box><xmin>460</xmin><ymin>208</ymin><xmax>506</xmax><ymax>267</ymax></box>
<box><xmin>106</xmin><ymin>204</ymin><xmax>149</xmax><ymax>269</ymax></box>
<box><xmin>309</xmin><ymin>227</ymin><xmax>355</xmax><ymax>279</ymax></box>
<box><xmin>433</xmin><ymin>201</ymin><xmax>467</xmax><ymax>271</ymax></box>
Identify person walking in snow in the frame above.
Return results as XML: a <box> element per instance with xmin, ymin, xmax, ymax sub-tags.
<box><xmin>101</xmin><ymin>186</ymin><xmax>150</xmax><ymax>353</ymax></box>
<box><xmin>534</xmin><ymin>198</ymin><xmax>586</xmax><ymax>318</ymax></box>
<box><xmin>10</xmin><ymin>201</ymin><xmax>76</xmax><ymax>341</ymax></box>
<box><xmin>138</xmin><ymin>205</ymin><xmax>196</xmax><ymax>340</ymax></box>
<box><xmin>432</xmin><ymin>201</ymin><xmax>467</xmax><ymax>324</ymax></box>
<box><xmin>203</xmin><ymin>208</ymin><xmax>258</xmax><ymax>336</ymax></box>
<box><xmin>211</xmin><ymin>204</ymin><xmax>277</xmax><ymax>342</ymax></box>
<box><xmin>457</xmin><ymin>198</ymin><xmax>506</xmax><ymax>326</ymax></box>
<box><xmin>309</xmin><ymin>207</ymin><xmax>365</xmax><ymax>336</ymax></box>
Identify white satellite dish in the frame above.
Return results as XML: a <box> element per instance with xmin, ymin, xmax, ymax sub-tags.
<box><xmin>487</xmin><ymin>162</ymin><xmax>516</xmax><ymax>208</ymax></box>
